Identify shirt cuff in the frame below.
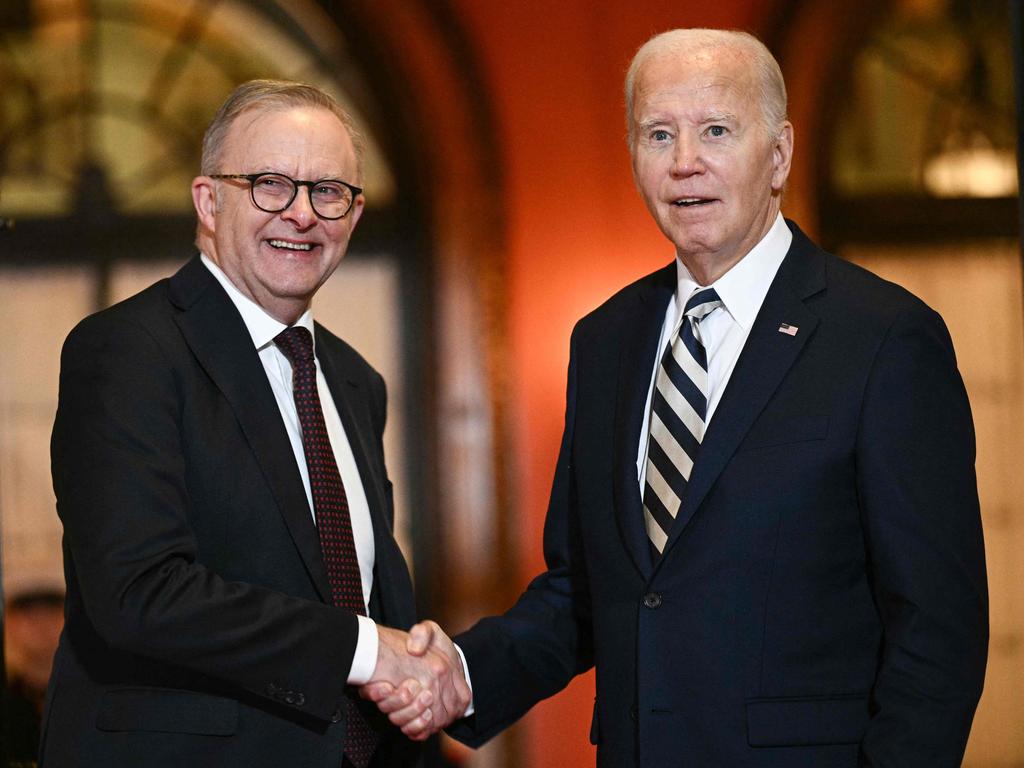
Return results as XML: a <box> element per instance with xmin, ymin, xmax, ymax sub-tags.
<box><xmin>347</xmin><ymin>615</ymin><xmax>379</xmax><ymax>685</ymax></box>
<box><xmin>453</xmin><ymin>642</ymin><xmax>475</xmax><ymax>717</ymax></box>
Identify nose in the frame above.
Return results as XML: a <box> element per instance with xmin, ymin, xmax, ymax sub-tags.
<box><xmin>670</xmin><ymin>134</ymin><xmax>705</xmax><ymax>178</ymax></box>
<box><xmin>280</xmin><ymin>185</ymin><xmax>318</xmax><ymax>228</ymax></box>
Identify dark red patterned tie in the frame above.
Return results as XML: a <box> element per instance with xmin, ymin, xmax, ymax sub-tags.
<box><xmin>274</xmin><ymin>326</ymin><xmax>376</xmax><ymax>768</ymax></box>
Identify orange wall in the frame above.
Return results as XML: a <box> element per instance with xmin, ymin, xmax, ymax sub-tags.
<box><xmin>446</xmin><ymin>2</ymin><xmax>783</xmax><ymax>766</ymax></box>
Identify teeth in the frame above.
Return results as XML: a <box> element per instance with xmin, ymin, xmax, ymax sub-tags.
<box><xmin>269</xmin><ymin>240</ymin><xmax>313</xmax><ymax>251</ymax></box>
<box><xmin>674</xmin><ymin>198</ymin><xmax>704</xmax><ymax>206</ymax></box>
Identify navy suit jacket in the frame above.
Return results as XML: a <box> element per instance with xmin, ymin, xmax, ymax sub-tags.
<box><xmin>453</xmin><ymin>222</ymin><xmax>988</xmax><ymax>767</ymax></box>
<box><xmin>44</xmin><ymin>256</ymin><xmax>423</xmax><ymax>767</ymax></box>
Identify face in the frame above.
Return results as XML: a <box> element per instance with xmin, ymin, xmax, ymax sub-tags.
<box><xmin>630</xmin><ymin>45</ymin><xmax>792</xmax><ymax>283</ymax></box>
<box><xmin>192</xmin><ymin>106</ymin><xmax>364</xmax><ymax>323</ymax></box>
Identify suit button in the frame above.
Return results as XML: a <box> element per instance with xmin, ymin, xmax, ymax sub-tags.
<box><xmin>642</xmin><ymin>592</ymin><xmax>662</xmax><ymax>609</ymax></box>
<box><xmin>331</xmin><ymin>708</ymin><xmax>344</xmax><ymax>723</ymax></box>
<box><xmin>629</xmin><ymin>705</ymin><xmax>638</xmax><ymax>721</ymax></box>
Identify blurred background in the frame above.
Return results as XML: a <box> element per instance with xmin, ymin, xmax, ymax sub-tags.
<box><xmin>0</xmin><ymin>0</ymin><xmax>1021</xmax><ymax>766</ymax></box>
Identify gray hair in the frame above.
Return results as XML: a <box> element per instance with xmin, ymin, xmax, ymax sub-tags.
<box><xmin>200</xmin><ymin>79</ymin><xmax>365</xmax><ymax>182</ymax></box>
<box><xmin>624</xmin><ymin>29</ymin><xmax>787</xmax><ymax>148</ymax></box>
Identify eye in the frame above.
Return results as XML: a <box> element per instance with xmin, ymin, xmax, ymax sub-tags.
<box><xmin>707</xmin><ymin>125</ymin><xmax>728</xmax><ymax>138</ymax></box>
<box><xmin>312</xmin><ymin>181</ymin><xmax>345</xmax><ymax>201</ymax></box>
<box><xmin>650</xmin><ymin>129</ymin><xmax>671</xmax><ymax>143</ymax></box>
<box><xmin>254</xmin><ymin>175</ymin><xmax>291</xmax><ymax>194</ymax></box>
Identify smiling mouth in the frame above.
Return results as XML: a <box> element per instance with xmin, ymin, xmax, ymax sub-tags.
<box><xmin>672</xmin><ymin>198</ymin><xmax>714</xmax><ymax>207</ymax></box>
<box><xmin>268</xmin><ymin>239</ymin><xmax>315</xmax><ymax>251</ymax></box>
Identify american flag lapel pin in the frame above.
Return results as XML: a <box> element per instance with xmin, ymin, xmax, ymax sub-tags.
<box><xmin>778</xmin><ymin>323</ymin><xmax>799</xmax><ymax>336</ymax></box>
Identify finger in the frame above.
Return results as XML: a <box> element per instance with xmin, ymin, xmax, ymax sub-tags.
<box><xmin>399</xmin><ymin>705</ymin><xmax>436</xmax><ymax>740</ymax></box>
<box><xmin>375</xmin><ymin>680</ymin><xmax>423</xmax><ymax>714</ymax></box>
<box><xmin>387</xmin><ymin>690</ymin><xmax>434</xmax><ymax>728</ymax></box>
<box><xmin>359</xmin><ymin>681</ymin><xmax>395</xmax><ymax>701</ymax></box>
<box><xmin>406</xmin><ymin>621</ymin><xmax>436</xmax><ymax>655</ymax></box>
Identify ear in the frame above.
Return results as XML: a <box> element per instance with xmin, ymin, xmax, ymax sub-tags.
<box><xmin>191</xmin><ymin>176</ymin><xmax>218</xmax><ymax>233</ymax></box>
<box><xmin>771</xmin><ymin>121</ymin><xmax>794</xmax><ymax>191</ymax></box>
<box><xmin>347</xmin><ymin>193</ymin><xmax>366</xmax><ymax>231</ymax></box>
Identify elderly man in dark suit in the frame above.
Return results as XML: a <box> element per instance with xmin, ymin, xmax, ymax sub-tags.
<box><xmin>369</xmin><ymin>28</ymin><xmax>988</xmax><ymax>768</ymax></box>
<box><xmin>44</xmin><ymin>80</ymin><xmax>468</xmax><ymax>768</ymax></box>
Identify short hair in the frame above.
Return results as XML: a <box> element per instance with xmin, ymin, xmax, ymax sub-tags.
<box><xmin>200</xmin><ymin>79</ymin><xmax>365</xmax><ymax>181</ymax></box>
<box><xmin>624</xmin><ymin>29</ymin><xmax>788</xmax><ymax>148</ymax></box>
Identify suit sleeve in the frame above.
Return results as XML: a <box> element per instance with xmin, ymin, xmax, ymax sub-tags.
<box><xmin>51</xmin><ymin>315</ymin><xmax>358</xmax><ymax>722</ymax></box>
<box><xmin>856</xmin><ymin>303</ymin><xmax>988</xmax><ymax>766</ymax></box>
<box><xmin>450</xmin><ymin>326</ymin><xmax>594</xmax><ymax>746</ymax></box>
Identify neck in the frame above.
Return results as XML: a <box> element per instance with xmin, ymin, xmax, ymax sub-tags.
<box><xmin>680</xmin><ymin>207</ymin><xmax>780</xmax><ymax>286</ymax></box>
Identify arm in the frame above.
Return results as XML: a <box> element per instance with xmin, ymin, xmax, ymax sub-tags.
<box><xmin>857</xmin><ymin>304</ymin><xmax>988</xmax><ymax>766</ymax></box>
<box><xmin>445</xmin><ymin>327</ymin><xmax>595</xmax><ymax>745</ymax></box>
<box><xmin>365</xmin><ymin>327</ymin><xmax>595</xmax><ymax>743</ymax></box>
<box><xmin>52</xmin><ymin>315</ymin><xmax>359</xmax><ymax>721</ymax></box>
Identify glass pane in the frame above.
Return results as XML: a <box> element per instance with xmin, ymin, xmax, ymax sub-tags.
<box><xmin>831</xmin><ymin>0</ymin><xmax>1016</xmax><ymax>198</ymax></box>
<box><xmin>0</xmin><ymin>0</ymin><xmax>396</xmax><ymax>220</ymax></box>
<box><xmin>0</xmin><ymin>266</ymin><xmax>95</xmax><ymax>593</ymax></box>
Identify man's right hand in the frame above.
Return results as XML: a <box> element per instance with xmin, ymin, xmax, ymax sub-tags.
<box><xmin>362</xmin><ymin>623</ymin><xmax>470</xmax><ymax>740</ymax></box>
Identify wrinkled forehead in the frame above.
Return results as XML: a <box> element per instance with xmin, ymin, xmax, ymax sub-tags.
<box><xmin>633</xmin><ymin>44</ymin><xmax>758</xmax><ymax>117</ymax></box>
<box><xmin>223</xmin><ymin>106</ymin><xmax>355</xmax><ymax>167</ymax></box>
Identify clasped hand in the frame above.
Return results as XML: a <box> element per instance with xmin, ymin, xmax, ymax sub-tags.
<box><xmin>361</xmin><ymin>621</ymin><xmax>470</xmax><ymax>740</ymax></box>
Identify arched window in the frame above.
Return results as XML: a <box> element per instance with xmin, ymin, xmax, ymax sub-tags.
<box><xmin>822</xmin><ymin>0</ymin><xmax>1016</xmax><ymax>244</ymax></box>
<box><xmin>0</xmin><ymin>0</ymin><xmax>408</xmax><ymax>597</ymax></box>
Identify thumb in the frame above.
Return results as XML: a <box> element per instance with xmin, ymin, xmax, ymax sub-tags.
<box><xmin>406</xmin><ymin>621</ymin><xmax>436</xmax><ymax>655</ymax></box>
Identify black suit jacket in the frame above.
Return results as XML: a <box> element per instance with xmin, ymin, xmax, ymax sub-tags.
<box><xmin>44</xmin><ymin>256</ymin><xmax>422</xmax><ymax>767</ymax></box>
<box><xmin>453</xmin><ymin>222</ymin><xmax>988</xmax><ymax>767</ymax></box>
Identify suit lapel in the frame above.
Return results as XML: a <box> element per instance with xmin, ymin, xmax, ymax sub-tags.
<box><xmin>169</xmin><ymin>258</ymin><xmax>333</xmax><ymax>602</ymax></box>
<box><xmin>659</xmin><ymin>224</ymin><xmax>826</xmax><ymax>560</ymax></box>
<box><xmin>612</xmin><ymin>264</ymin><xmax>675</xmax><ymax>579</ymax></box>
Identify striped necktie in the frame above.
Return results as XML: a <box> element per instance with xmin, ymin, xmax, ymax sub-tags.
<box><xmin>643</xmin><ymin>287</ymin><xmax>722</xmax><ymax>554</ymax></box>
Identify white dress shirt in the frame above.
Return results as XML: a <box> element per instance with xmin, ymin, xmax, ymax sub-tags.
<box><xmin>637</xmin><ymin>214</ymin><xmax>792</xmax><ymax>488</ymax></box>
<box><xmin>201</xmin><ymin>255</ymin><xmax>379</xmax><ymax>683</ymax></box>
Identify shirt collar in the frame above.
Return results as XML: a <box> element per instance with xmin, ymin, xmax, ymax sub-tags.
<box><xmin>673</xmin><ymin>213</ymin><xmax>792</xmax><ymax>331</ymax></box>
<box><xmin>200</xmin><ymin>253</ymin><xmax>316</xmax><ymax>352</ymax></box>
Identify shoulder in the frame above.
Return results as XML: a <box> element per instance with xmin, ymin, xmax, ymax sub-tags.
<box><xmin>785</xmin><ymin>223</ymin><xmax>942</xmax><ymax>335</ymax></box>
<box><xmin>571</xmin><ymin>262</ymin><xmax>675</xmax><ymax>343</ymax></box>
<box><xmin>818</xmin><ymin>249</ymin><xmax>942</xmax><ymax>337</ymax></box>
<box><xmin>62</xmin><ymin>277</ymin><xmax>178</xmax><ymax>365</ymax></box>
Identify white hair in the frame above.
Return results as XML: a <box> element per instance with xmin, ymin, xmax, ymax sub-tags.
<box><xmin>624</xmin><ymin>28</ymin><xmax>788</xmax><ymax>148</ymax></box>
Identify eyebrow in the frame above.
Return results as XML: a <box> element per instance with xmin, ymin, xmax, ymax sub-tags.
<box><xmin>636</xmin><ymin>111</ymin><xmax>740</xmax><ymax>132</ymax></box>
<box><xmin>637</xmin><ymin>118</ymin><xmax>669</xmax><ymax>133</ymax></box>
<box><xmin>700</xmin><ymin>112</ymin><xmax>738</xmax><ymax>124</ymax></box>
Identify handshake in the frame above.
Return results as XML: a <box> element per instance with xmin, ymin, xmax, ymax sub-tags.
<box><xmin>361</xmin><ymin>621</ymin><xmax>471</xmax><ymax>740</ymax></box>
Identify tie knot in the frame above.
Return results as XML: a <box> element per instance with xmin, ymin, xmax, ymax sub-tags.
<box><xmin>684</xmin><ymin>287</ymin><xmax>722</xmax><ymax>322</ymax></box>
<box><xmin>275</xmin><ymin>326</ymin><xmax>315</xmax><ymax>367</ymax></box>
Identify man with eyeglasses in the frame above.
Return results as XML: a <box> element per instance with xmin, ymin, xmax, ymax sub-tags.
<box><xmin>44</xmin><ymin>80</ymin><xmax>468</xmax><ymax>768</ymax></box>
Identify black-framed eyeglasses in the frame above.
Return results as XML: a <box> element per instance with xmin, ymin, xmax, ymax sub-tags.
<box><xmin>210</xmin><ymin>172</ymin><xmax>362</xmax><ymax>220</ymax></box>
